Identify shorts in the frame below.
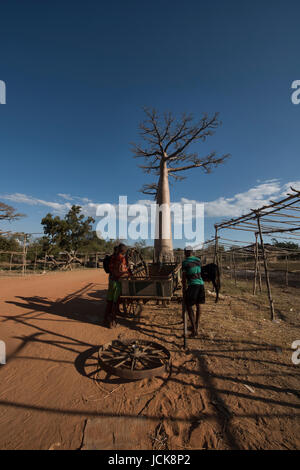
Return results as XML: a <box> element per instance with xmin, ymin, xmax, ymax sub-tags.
<box><xmin>185</xmin><ymin>284</ymin><xmax>205</xmax><ymax>306</ymax></box>
<box><xmin>107</xmin><ymin>279</ymin><xmax>122</xmax><ymax>303</ymax></box>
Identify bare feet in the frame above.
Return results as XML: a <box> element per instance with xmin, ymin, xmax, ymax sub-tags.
<box><xmin>189</xmin><ymin>329</ymin><xmax>198</xmax><ymax>338</ymax></box>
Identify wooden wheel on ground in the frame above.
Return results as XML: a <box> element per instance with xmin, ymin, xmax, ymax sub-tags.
<box><xmin>98</xmin><ymin>339</ymin><xmax>171</xmax><ymax>380</ymax></box>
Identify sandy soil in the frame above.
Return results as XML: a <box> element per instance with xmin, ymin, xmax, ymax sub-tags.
<box><xmin>0</xmin><ymin>269</ymin><xmax>299</xmax><ymax>450</ymax></box>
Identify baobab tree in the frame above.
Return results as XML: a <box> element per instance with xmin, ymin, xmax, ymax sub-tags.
<box><xmin>0</xmin><ymin>202</ymin><xmax>24</xmax><ymax>224</ymax></box>
<box><xmin>132</xmin><ymin>108</ymin><xmax>230</xmax><ymax>262</ymax></box>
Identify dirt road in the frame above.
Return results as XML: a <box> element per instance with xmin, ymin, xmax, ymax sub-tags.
<box><xmin>0</xmin><ymin>269</ymin><xmax>299</xmax><ymax>449</ymax></box>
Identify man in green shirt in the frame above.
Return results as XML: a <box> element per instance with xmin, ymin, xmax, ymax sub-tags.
<box><xmin>182</xmin><ymin>246</ymin><xmax>205</xmax><ymax>337</ymax></box>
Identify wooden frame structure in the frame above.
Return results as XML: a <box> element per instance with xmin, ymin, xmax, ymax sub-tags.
<box><xmin>0</xmin><ymin>231</ymin><xmax>109</xmax><ymax>274</ymax></box>
<box><xmin>214</xmin><ymin>187</ymin><xmax>300</xmax><ymax>320</ymax></box>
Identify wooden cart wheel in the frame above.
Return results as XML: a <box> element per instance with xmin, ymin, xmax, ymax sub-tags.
<box><xmin>120</xmin><ymin>300</ymin><xmax>143</xmax><ymax>318</ymax></box>
<box><xmin>120</xmin><ymin>300</ymin><xmax>128</xmax><ymax>315</ymax></box>
<box><xmin>126</xmin><ymin>248</ymin><xmax>148</xmax><ymax>278</ymax></box>
<box><xmin>98</xmin><ymin>339</ymin><xmax>171</xmax><ymax>380</ymax></box>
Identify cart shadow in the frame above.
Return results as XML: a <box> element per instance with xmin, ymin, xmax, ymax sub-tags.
<box><xmin>116</xmin><ymin>315</ymin><xmax>183</xmax><ymax>350</ymax></box>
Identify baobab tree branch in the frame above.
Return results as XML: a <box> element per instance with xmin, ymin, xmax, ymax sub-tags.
<box><xmin>161</xmin><ymin>112</ymin><xmax>175</xmax><ymax>142</ymax></box>
<box><xmin>0</xmin><ymin>202</ymin><xmax>25</xmax><ymax>221</ymax></box>
<box><xmin>132</xmin><ymin>108</ymin><xmax>230</xmax><ymax>202</ymax></box>
<box><xmin>167</xmin><ymin>153</ymin><xmax>230</xmax><ymax>174</ymax></box>
<box><xmin>139</xmin><ymin>108</ymin><xmax>165</xmax><ymax>153</ymax></box>
<box><xmin>167</xmin><ymin>113</ymin><xmax>221</xmax><ymax>160</ymax></box>
<box><xmin>139</xmin><ymin>164</ymin><xmax>160</xmax><ymax>175</ymax></box>
<box><xmin>131</xmin><ymin>143</ymin><xmax>159</xmax><ymax>158</ymax></box>
<box><xmin>140</xmin><ymin>183</ymin><xmax>159</xmax><ymax>195</ymax></box>
<box><xmin>168</xmin><ymin>172</ymin><xmax>185</xmax><ymax>181</ymax></box>
<box><xmin>164</xmin><ymin>114</ymin><xmax>194</xmax><ymax>152</ymax></box>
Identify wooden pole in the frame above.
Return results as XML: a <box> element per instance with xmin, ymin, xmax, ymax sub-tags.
<box><xmin>22</xmin><ymin>234</ymin><xmax>27</xmax><ymax>276</ymax></box>
<box><xmin>258</xmin><ymin>255</ymin><xmax>262</xmax><ymax>293</ymax></box>
<box><xmin>34</xmin><ymin>251</ymin><xmax>37</xmax><ymax>273</ymax></box>
<box><xmin>214</xmin><ymin>226</ymin><xmax>219</xmax><ymax>264</ymax></box>
<box><xmin>253</xmin><ymin>233</ymin><xmax>259</xmax><ymax>295</ymax></box>
<box><xmin>9</xmin><ymin>253</ymin><xmax>13</xmax><ymax>272</ymax></box>
<box><xmin>285</xmin><ymin>255</ymin><xmax>289</xmax><ymax>287</ymax></box>
<box><xmin>182</xmin><ymin>299</ymin><xmax>187</xmax><ymax>350</ymax></box>
<box><xmin>256</xmin><ymin>215</ymin><xmax>275</xmax><ymax>321</ymax></box>
<box><xmin>182</xmin><ymin>278</ymin><xmax>187</xmax><ymax>349</ymax></box>
<box><xmin>233</xmin><ymin>252</ymin><xmax>237</xmax><ymax>286</ymax></box>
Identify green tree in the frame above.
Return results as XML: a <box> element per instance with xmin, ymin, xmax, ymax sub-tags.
<box><xmin>271</xmin><ymin>238</ymin><xmax>300</xmax><ymax>260</ymax></box>
<box><xmin>271</xmin><ymin>238</ymin><xmax>299</xmax><ymax>251</ymax></box>
<box><xmin>0</xmin><ymin>234</ymin><xmax>21</xmax><ymax>263</ymax></box>
<box><xmin>41</xmin><ymin>205</ymin><xmax>95</xmax><ymax>256</ymax></box>
<box><xmin>26</xmin><ymin>236</ymin><xmax>48</xmax><ymax>262</ymax></box>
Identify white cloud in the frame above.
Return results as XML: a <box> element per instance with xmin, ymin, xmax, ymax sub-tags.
<box><xmin>1</xmin><ymin>193</ymin><xmax>72</xmax><ymax>213</ymax></box>
<box><xmin>203</xmin><ymin>180</ymin><xmax>300</xmax><ymax>218</ymax></box>
<box><xmin>0</xmin><ymin>193</ymin><xmax>97</xmax><ymax>218</ymax></box>
<box><xmin>280</xmin><ymin>181</ymin><xmax>300</xmax><ymax>197</ymax></box>
<box><xmin>1</xmin><ymin>180</ymin><xmax>299</xmax><ymax>225</ymax></box>
<box><xmin>57</xmin><ymin>193</ymin><xmax>73</xmax><ymax>201</ymax></box>
<box><xmin>57</xmin><ymin>193</ymin><xmax>93</xmax><ymax>204</ymax></box>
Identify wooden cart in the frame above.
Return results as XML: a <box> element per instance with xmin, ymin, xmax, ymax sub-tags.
<box><xmin>119</xmin><ymin>262</ymin><xmax>182</xmax><ymax>317</ymax></box>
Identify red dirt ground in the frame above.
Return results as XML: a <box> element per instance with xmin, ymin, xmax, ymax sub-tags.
<box><xmin>0</xmin><ymin>269</ymin><xmax>299</xmax><ymax>450</ymax></box>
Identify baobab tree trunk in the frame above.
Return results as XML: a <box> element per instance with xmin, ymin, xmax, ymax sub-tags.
<box><xmin>154</xmin><ymin>161</ymin><xmax>174</xmax><ymax>262</ymax></box>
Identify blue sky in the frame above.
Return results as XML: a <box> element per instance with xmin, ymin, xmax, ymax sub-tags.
<box><xmin>0</xmin><ymin>0</ymin><xmax>300</xmax><ymax>246</ymax></box>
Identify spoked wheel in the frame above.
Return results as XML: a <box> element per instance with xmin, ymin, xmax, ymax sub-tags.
<box><xmin>120</xmin><ymin>299</ymin><xmax>143</xmax><ymax>318</ymax></box>
<box><xmin>126</xmin><ymin>248</ymin><xmax>148</xmax><ymax>278</ymax></box>
<box><xmin>98</xmin><ymin>339</ymin><xmax>171</xmax><ymax>380</ymax></box>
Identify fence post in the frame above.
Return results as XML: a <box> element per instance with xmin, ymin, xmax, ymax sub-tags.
<box><xmin>256</xmin><ymin>214</ymin><xmax>275</xmax><ymax>321</ymax></box>
<box><xmin>22</xmin><ymin>234</ymin><xmax>27</xmax><ymax>276</ymax></box>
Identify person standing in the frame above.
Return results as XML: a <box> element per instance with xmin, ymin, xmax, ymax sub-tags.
<box><xmin>104</xmin><ymin>243</ymin><xmax>130</xmax><ymax>328</ymax></box>
<box><xmin>182</xmin><ymin>246</ymin><xmax>205</xmax><ymax>337</ymax></box>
